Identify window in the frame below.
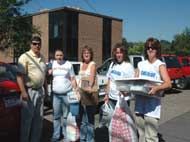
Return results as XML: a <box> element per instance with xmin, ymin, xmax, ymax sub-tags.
<box><xmin>163</xmin><ymin>56</ymin><xmax>181</xmax><ymax>68</ymax></box>
<box><xmin>64</xmin><ymin>11</ymin><xmax>78</xmax><ymax>61</ymax></box>
<box><xmin>53</xmin><ymin>24</ymin><xmax>58</xmax><ymax>38</ymax></box>
<box><xmin>102</xmin><ymin>18</ymin><xmax>112</xmax><ymax>62</ymax></box>
<box><xmin>182</xmin><ymin>58</ymin><xmax>189</xmax><ymax>66</ymax></box>
<box><xmin>49</xmin><ymin>10</ymin><xmax>78</xmax><ymax>61</ymax></box>
<box><xmin>133</xmin><ymin>57</ymin><xmax>143</xmax><ymax>68</ymax></box>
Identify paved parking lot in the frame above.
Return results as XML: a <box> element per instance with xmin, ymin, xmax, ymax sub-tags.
<box><xmin>41</xmin><ymin>88</ymin><xmax>190</xmax><ymax>142</ymax></box>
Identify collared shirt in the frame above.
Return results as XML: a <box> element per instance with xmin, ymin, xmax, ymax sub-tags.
<box><xmin>18</xmin><ymin>50</ymin><xmax>46</xmax><ymax>89</ymax></box>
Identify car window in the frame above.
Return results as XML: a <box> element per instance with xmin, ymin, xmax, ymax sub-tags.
<box><xmin>163</xmin><ymin>56</ymin><xmax>181</xmax><ymax>68</ymax></box>
<box><xmin>133</xmin><ymin>57</ymin><xmax>143</xmax><ymax>68</ymax></box>
<box><xmin>0</xmin><ymin>64</ymin><xmax>16</xmax><ymax>82</ymax></box>
<box><xmin>182</xmin><ymin>58</ymin><xmax>189</xmax><ymax>66</ymax></box>
<box><xmin>72</xmin><ymin>64</ymin><xmax>80</xmax><ymax>75</ymax></box>
<box><xmin>97</xmin><ymin>58</ymin><xmax>113</xmax><ymax>75</ymax></box>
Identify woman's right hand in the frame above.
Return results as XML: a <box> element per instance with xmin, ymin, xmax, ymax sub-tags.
<box><xmin>103</xmin><ymin>94</ymin><xmax>109</xmax><ymax>104</ymax></box>
<box><xmin>76</xmin><ymin>91</ymin><xmax>81</xmax><ymax>100</ymax></box>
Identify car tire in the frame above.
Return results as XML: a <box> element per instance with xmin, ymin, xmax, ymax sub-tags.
<box><xmin>176</xmin><ymin>77</ymin><xmax>188</xmax><ymax>89</ymax></box>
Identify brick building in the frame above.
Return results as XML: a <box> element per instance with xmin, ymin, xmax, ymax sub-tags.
<box><xmin>1</xmin><ymin>7</ymin><xmax>122</xmax><ymax>66</ymax></box>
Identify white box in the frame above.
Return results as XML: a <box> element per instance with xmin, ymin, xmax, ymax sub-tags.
<box><xmin>115</xmin><ymin>78</ymin><xmax>164</xmax><ymax>98</ymax></box>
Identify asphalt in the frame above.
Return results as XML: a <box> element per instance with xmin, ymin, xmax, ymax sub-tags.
<box><xmin>42</xmin><ymin>89</ymin><xmax>190</xmax><ymax>142</ymax></box>
<box><xmin>159</xmin><ymin>111</ymin><xmax>190</xmax><ymax>142</ymax></box>
<box><xmin>42</xmin><ymin>110</ymin><xmax>190</xmax><ymax>142</ymax></box>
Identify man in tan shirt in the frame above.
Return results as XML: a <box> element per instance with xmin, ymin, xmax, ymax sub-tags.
<box><xmin>16</xmin><ymin>36</ymin><xmax>47</xmax><ymax>142</ymax></box>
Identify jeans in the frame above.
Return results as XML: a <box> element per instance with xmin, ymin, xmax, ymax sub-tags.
<box><xmin>80</xmin><ymin>105</ymin><xmax>96</xmax><ymax>142</ymax></box>
<box><xmin>20</xmin><ymin>88</ymin><xmax>44</xmax><ymax>142</ymax></box>
<box><xmin>52</xmin><ymin>93</ymin><xmax>69</xmax><ymax>142</ymax></box>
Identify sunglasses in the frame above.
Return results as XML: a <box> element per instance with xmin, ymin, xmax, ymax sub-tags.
<box><xmin>146</xmin><ymin>46</ymin><xmax>157</xmax><ymax>50</ymax></box>
<box><xmin>32</xmin><ymin>42</ymin><xmax>41</xmax><ymax>46</ymax></box>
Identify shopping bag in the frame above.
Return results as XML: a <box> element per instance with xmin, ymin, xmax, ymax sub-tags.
<box><xmin>99</xmin><ymin>103</ymin><xmax>114</xmax><ymax>127</ymax></box>
<box><xmin>66</xmin><ymin>113</ymin><xmax>80</xmax><ymax>141</ymax></box>
<box><xmin>109</xmin><ymin>96</ymin><xmax>138</xmax><ymax>142</ymax></box>
<box><xmin>67</xmin><ymin>90</ymin><xmax>80</xmax><ymax>104</ymax></box>
<box><xmin>68</xmin><ymin>91</ymin><xmax>80</xmax><ymax>116</ymax></box>
<box><xmin>79</xmin><ymin>76</ymin><xmax>99</xmax><ymax>106</ymax></box>
<box><xmin>80</xmin><ymin>76</ymin><xmax>99</xmax><ymax>93</ymax></box>
<box><xmin>79</xmin><ymin>88</ymin><xmax>99</xmax><ymax>106</ymax></box>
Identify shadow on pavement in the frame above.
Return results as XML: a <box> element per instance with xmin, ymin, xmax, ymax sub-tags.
<box><xmin>158</xmin><ymin>133</ymin><xmax>166</xmax><ymax>142</ymax></box>
<box><xmin>165</xmin><ymin>88</ymin><xmax>182</xmax><ymax>95</ymax></box>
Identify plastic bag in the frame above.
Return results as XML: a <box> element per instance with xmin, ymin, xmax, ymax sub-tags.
<box><xmin>99</xmin><ymin>103</ymin><xmax>114</xmax><ymax>127</ymax></box>
<box><xmin>67</xmin><ymin>90</ymin><xmax>80</xmax><ymax>104</ymax></box>
<box><xmin>109</xmin><ymin>95</ymin><xmax>138</xmax><ymax>142</ymax></box>
<box><xmin>66</xmin><ymin>113</ymin><xmax>80</xmax><ymax>141</ymax></box>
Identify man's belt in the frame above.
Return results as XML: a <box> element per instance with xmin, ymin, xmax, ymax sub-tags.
<box><xmin>26</xmin><ymin>86</ymin><xmax>42</xmax><ymax>90</ymax></box>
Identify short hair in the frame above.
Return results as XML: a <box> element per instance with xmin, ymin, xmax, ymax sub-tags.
<box><xmin>54</xmin><ymin>49</ymin><xmax>63</xmax><ymax>55</ymax></box>
<box><xmin>81</xmin><ymin>45</ymin><xmax>93</xmax><ymax>62</ymax></box>
<box><xmin>112</xmin><ymin>42</ymin><xmax>128</xmax><ymax>62</ymax></box>
<box><xmin>31</xmin><ymin>36</ymin><xmax>41</xmax><ymax>43</ymax></box>
<box><xmin>144</xmin><ymin>37</ymin><xmax>161</xmax><ymax>59</ymax></box>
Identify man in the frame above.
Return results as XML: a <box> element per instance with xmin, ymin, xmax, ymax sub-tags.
<box><xmin>16</xmin><ymin>36</ymin><xmax>47</xmax><ymax>142</ymax></box>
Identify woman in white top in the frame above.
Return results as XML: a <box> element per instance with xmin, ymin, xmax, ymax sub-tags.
<box><xmin>78</xmin><ymin>45</ymin><xmax>97</xmax><ymax>142</ymax></box>
<box><xmin>134</xmin><ymin>37</ymin><xmax>171</xmax><ymax>142</ymax></box>
<box><xmin>104</xmin><ymin>43</ymin><xmax>135</xmax><ymax>108</ymax></box>
<box><xmin>48</xmin><ymin>49</ymin><xmax>78</xmax><ymax>142</ymax></box>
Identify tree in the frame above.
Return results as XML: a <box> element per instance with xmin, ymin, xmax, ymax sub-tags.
<box><xmin>128</xmin><ymin>42</ymin><xmax>144</xmax><ymax>55</ymax></box>
<box><xmin>0</xmin><ymin>0</ymin><xmax>40</xmax><ymax>61</ymax></box>
<box><xmin>171</xmin><ymin>27</ymin><xmax>190</xmax><ymax>56</ymax></box>
<box><xmin>160</xmin><ymin>40</ymin><xmax>172</xmax><ymax>54</ymax></box>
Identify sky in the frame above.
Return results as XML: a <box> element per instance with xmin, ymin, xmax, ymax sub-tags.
<box><xmin>22</xmin><ymin>0</ymin><xmax>190</xmax><ymax>42</ymax></box>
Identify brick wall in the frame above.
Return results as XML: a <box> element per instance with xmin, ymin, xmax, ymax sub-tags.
<box><xmin>78</xmin><ymin>13</ymin><xmax>103</xmax><ymax>66</ymax></box>
<box><xmin>111</xmin><ymin>20</ymin><xmax>123</xmax><ymax>51</ymax></box>
<box><xmin>32</xmin><ymin>13</ymin><xmax>49</xmax><ymax>62</ymax></box>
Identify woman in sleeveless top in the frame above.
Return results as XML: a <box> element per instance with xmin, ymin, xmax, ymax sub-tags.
<box><xmin>134</xmin><ymin>37</ymin><xmax>171</xmax><ymax>142</ymax></box>
<box><xmin>78</xmin><ymin>45</ymin><xmax>97</xmax><ymax>142</ymax></box>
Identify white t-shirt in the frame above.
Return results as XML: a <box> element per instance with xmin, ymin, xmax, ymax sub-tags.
<box><xmin>135</xmin><ymin>59</ymin><xmax>165</xmax><ymax>119</ymax></box>
<box><xmin>106</xmin><ymin>61</ymin><xmax>135</xmax><ymax>100</ymax></box>
<box><xmin>52</xmin><ymin>60</ymin><xmax>75</xmax><ymax>94</ymax></box>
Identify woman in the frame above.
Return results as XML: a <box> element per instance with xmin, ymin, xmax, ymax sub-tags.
<box><xmin>78</xmin><ymin>45</ymin><xmax>97</xmax><ymax>142</ymax></box>
<box><xmin>48</xmin><ymin>49</ymin><xmax>78</xmax><ymax>142</ymax></box>
<box><xmin>134</xmin><ymin>37</ymin><xmax>171</xmax><ymax>142</ymax></box>
<box><xmin>104</xmin><ymin>42</ymin><xmax>135</xmax><ymax>109</ymax></box>
<box><xmin>103</xmin><ymin>43</ymin><xmax>137</xmax><ymax>142</ymax></box>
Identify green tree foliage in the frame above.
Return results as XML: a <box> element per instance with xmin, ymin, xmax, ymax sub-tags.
<box><xmin>171</xmin><ymin>27</ymin><xmax>190</xmax><ymax>56</ymax></box>
<box><xmin>160</xmin><ymin>40</ymin><xmax>172</xmax><ymax>54</ymax></box>
<box><xmin>122</xmin><ymin>38</ymin><xmax>128</xmax><ymax>50</ymax></box>
<box><xmin>128</xmin><ymin>42</ymin><xmax>144</xmax><ymax>55</ymax></box>
<box><xmin>0</xmin><ymin>0</ymin><xmax>40</xmax><ymax>60</ymax></box>
<box><xmin>122</xmin><ymin>38</ymin><xmax>144</xmax><ymax>55</ymax></box>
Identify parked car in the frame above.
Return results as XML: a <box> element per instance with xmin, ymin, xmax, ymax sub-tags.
<box><xmin>128</xmin><ymin>55</ymin><xmax>145</xmax><ymax>69</ymax></box>
<box><xmin>97</xmin><ymin>55</ymin><xmax>145</xmax><ymax>76</ymax></box>
<box><xmin>160</xmin><ymin>54</ymin><xmax>187</xmax><ymax>89</ymax></box>
<box><xmin>46</xmin><ymin>61</ymin><xmax>108</xmax><ymax>106</ymax></box>
<box><xmin>0</xmin><ymin>62</ymin><xmax>21</xmax><ymax>141</ymax></box>
<box><xmin>178</xmin><ymin>56</ymin><xmax>190</xmax><ymax>87</ymax></box>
